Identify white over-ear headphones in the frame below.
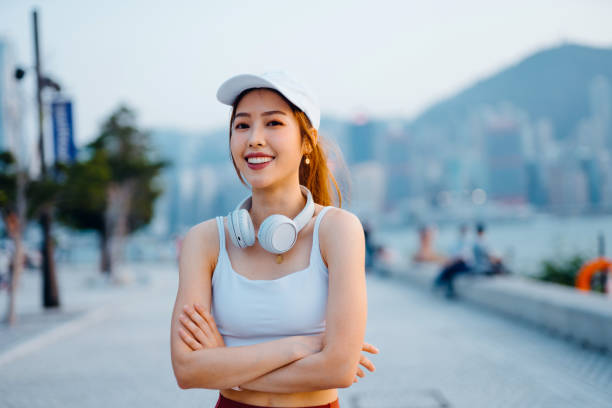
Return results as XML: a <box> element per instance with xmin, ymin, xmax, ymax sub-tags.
<box><xmin>228</xmin><ymin>185</ymin><xmax>315</xmax><ymax>254</ymax></box>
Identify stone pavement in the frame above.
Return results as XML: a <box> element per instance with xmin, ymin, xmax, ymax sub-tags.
<box><xmin>1</xmin><ymin>264</ymin><xmax>611</xmax><ymax>407</ymax></box>
<box><xmin>0</xmin><ymin>262</ymin><xmax>155</xmax><ymax>352</ymax></box>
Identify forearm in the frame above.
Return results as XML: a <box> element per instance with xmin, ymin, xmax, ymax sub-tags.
<box><xmin>240</xmin><ymin>349</ymin><xmax>351</xmax><ymax>393</ymax></box>
<box><xmin>177</xmin><ymin>337</ymin><xmax>302</xmax><ymax>390</ymax></box>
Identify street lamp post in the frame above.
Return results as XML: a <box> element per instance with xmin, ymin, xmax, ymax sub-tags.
<box><xmin>32</xmin><ymin>9</ymin><xmax>60</xmax><ymax>308</ymax></box>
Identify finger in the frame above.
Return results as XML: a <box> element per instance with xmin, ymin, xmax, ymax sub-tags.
<box><xmin>184</xmin><ymin>305</ymin><xmax>213</xmax><ymax>333</ymax></box>
<box><xmin>178</xmin><ymin>327</ymin><xmax>203</xmax><ymax>351</ymax></box>
<box><xmin>195</xmin><ymin>304</ymin><xmax>220</xmax><ymax>333</ymax></box>
<box><xmin>195</xmin><ymin>304</ymin><xmax>224</xmax><ymax>344</ymax></box>
<box><xmin>194</xmin><ymin>304</ymin><xmax>218</xmax><ymax>333</ymax></box>
<box><xmin>359</xmin><ymin>355</ymin><xmax>376</xmax><ymax>372</ymax></box>
<box><xmin>184</xmin><ymin>305</ymin><xmax>215</xmax><ymax>340</ymax></box>
<box><xmin>356</xmin><ymin>367</ymin><xmax>365</xmax><ymax>378</ymax></box>
<box><xmin>353</xmin><ymin>376</ymin><xmax>358</xmax><ymax>383</ymax></box>
<box><xmin>361</xmin><ymin>343</ymin><xmax>380</xmax><ymax>354</ymax></box>
<box><xmin>184</xmin><ymin>305</ymin><xmax>217</xmax><ymax>345</ymax></box>
<box><xmin>179</xmin><ymin>313</ymin><xmax>214</xmax><ymax>348</ymax></box>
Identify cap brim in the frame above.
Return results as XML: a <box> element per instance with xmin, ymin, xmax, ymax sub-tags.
<box><xmin>216</xmin><ymin>74</ymin><xmax>278</xmax><ymax>106</ymax></box>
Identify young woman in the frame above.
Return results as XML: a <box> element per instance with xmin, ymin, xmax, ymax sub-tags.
<box><xmin>170</xmin><ymin>72</ymin><xmax>378</xmax><ymax>408</ymax></box>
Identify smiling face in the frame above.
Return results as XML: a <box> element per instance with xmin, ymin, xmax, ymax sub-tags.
<box><xmin>230</xmin><ymin>88</ymin><xmax>308</xmax><ymax>190</ymax></box>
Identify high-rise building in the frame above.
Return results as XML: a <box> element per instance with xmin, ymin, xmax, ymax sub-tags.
<box><xmin>347</xmin><ymin>115</ymin><xmax>377</xmax><ymax>164</ymax></box>
<box><xmin>350</xmin><ymin>161</ymin><xmax>386</xmax><ymax>217</ymax></box>
<box><xmin>484</xmin><ymin>118</ymin><xmax>527</xmax><ymax>203</ymax></box>
<box><xmin>588</xmin><ymin>75</ymin><xmax>611</xmax><ymax>151</ymax></box>
<box><xmin>525</xmin><ymin>161</ymin><xmax>546</xmax><ymax>206</ymax></box>
<box><xmin>547</xmin><ymin>158</ymin><xmax>588</xmax><ymax>213</ymax></box>
<box><xmin>384</xmin><ymin>123</ymin><xmax>412</xmax><ymax>203</ymax></box>
<box><xmin>580</xmin><ymin>158</ymin><xmax>603</xmax><ymax>208</ymax></box>
<box><xmin>0</xmin><ymin>39</ymin><xmax>25</xmax><ymax>162</ymax></box>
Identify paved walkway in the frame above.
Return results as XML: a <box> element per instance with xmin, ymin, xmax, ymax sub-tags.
<box><xmin>1</xmin><ymin>264</ymin><xmax>611</xmax><ymax>407</ymax></box>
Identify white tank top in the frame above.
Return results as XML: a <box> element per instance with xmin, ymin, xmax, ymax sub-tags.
<box><xmin>211</xmin><ymin>206</ymin><xmax>333</xmax><ymax>347</ymax></box>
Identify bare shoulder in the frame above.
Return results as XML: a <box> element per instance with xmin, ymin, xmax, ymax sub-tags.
<box><xmin>185</xmin><ymin>217</ymin><xmax>219</xmax><ymax>243</ymax></box>
<box><xmin>179</xmin><ymin>217</ymin><xmax>220</xmax><ymax>277</ymax></box>
<box><xmin>318</xmin><ymin>207</ymin><xmax>365</xmax><ymax>266</ymax></box>
<box><xmin>319</xmin><ymin>207</ymin><xmax>364</xmax><ymax>236</ymax></box>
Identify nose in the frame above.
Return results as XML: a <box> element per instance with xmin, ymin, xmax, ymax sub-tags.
<box><xmin>247</xmin><ymin>121</ymin><xmax>266</xmax><ymax>147</ymax></box>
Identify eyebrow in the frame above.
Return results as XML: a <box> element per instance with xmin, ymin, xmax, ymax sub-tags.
<box><xmin>234</xmin><ymin>110</ymin><xmax>288</xmax><ymax>119</ymax></box>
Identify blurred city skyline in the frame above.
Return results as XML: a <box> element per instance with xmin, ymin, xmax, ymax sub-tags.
<box><xmin>1</xmin><ymin>0</ymin><xmax>612</xmax><ymax>146</ymax></box>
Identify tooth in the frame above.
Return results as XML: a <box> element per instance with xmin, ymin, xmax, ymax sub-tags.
<box><xmin>248</xmin><ymin>157</ymin><xmax>272</xmax><ymax>164</ymax></box>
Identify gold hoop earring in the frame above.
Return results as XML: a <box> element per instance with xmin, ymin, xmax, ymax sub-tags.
<box><xmin>304</xmin><ymin>156</ymin><xmax>311</xmax><ymax>165</ymax></box>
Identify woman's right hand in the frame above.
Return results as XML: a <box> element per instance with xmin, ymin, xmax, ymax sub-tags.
<box><xmin>177</xmin><ymin>303</ymin><xmax>225</xmax><ymax>350</ymax></box>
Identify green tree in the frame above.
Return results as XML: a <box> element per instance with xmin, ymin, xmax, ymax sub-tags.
<box><xmin>56</xmin><ymin>105</ymin><xmax>167</xmax><ymax>279</ymax></box>
<box><xmin>56</xmin><ymin>150</ymin><xmax>110</xmax><ymax>272</ymax></box>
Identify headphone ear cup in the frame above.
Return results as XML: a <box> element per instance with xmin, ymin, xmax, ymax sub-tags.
<box><xmin>258</xmin><ymin>215</ymin><xmax>297</xmax><ymax>254</ymax></box>
<box><xmin>227</xmin><ymin>211</ymin><xmax>242</xmax><ymax>248</ymax></box>
<box><xmin>237</xmin><ymin>208</ymin><xmax>255</xmax><ymax>247</ymax></box>
<box><xmin>228</xmin><ymin>209</ymin><xmax>255</xmax><ymax>248</ymax></box>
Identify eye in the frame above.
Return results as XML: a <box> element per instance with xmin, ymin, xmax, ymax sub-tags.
<box><xmin>267</xmin><ymin>120</ymin><xmax>283</xmax><ymax>126</ymax></box>
<box><xmin>234</xmin><ymin>122</ymin><xmax>249</xmax><ymax>129</ymax></box>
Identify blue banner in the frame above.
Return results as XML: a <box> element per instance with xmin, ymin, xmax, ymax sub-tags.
<box><xmin>52</xmin><ymin>99</ymin><xmax>77</xmax><ymax>163</ymax></box>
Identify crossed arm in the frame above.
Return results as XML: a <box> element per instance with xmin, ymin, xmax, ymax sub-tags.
<box><xmin>170</xmin><ymin>210</ymin><xmax>378</xmax><ymax>392</ymax></box>
<box><xmin>175</xmin><ymin>303</ymin><xmax>378</xmax><ymax>392</ymax></box>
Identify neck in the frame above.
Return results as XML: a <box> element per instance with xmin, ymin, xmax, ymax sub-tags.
<box><xmin>248</xmin><ymin>182</ymin><xmax>306</xmax><ymax>230</ymax></box>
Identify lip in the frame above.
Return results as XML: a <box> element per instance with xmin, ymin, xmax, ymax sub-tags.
<box><xmin>246</xmin><ymin>158</ymin><xmax>274</xmax><ymax>170</ymax></box>
<box><xmin>245</xmin><ymin>153</ymin><xmax>275</xmax><ymax>171</ymax></box>
<box><xmin>245</xmin><ymin>152</ymin><xmax>274</xmax><ymax>159</ymax></box>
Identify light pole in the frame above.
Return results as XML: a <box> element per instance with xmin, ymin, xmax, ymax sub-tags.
<box><xmin>32</xmin><ymin>8</ymin><xmax>60</xmax><ymax>308</ymax></box>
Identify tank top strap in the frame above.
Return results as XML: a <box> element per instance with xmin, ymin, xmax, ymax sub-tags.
<box><xmin>215</xmin><ymin>216</ymin><xmax>226</xmax><ymax>250</ymax></box>
<box><xmin>213</xmin><ymin>216</ymin><xmax>227</xmax><ymax>286</ymax></box>
<box><xmin>310</xmin><ymin>206</ymin><xmax>334</xmax><ymax>268</ymax></box>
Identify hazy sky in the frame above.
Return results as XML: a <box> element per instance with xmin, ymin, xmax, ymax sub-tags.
<box><xmin>1</xmin><ymin>0</ymin><xmax>612</xmax><ymax>146</ymax></box>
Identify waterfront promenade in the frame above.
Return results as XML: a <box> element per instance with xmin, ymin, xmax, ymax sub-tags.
<box><xmin>1</xmin><ymin>263</ymin><xmax>611</xmax><ymax>407</ymax></box>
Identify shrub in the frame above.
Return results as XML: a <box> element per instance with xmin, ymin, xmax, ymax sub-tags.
<box><xmin>537</xmin><ymin>254</ymin><xmax>586</xmax><ymax>287</ymax></box>
<box><xmin>536</xmin><ymin>254</ymin><xmax>607</xmax><ymax>293</ymax></box>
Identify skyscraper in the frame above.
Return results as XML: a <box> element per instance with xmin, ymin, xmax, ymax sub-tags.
<box><xmin>0</xmin><ymin>39</ymin><xmax>27</xmax><ymax>167</ymax></box>
<box><xmin>484</xmin><ymin>118</ymin><xmax>527</xmax><ymax>203</ymax></box>
<box><xmin>347</xmin><ymin>114</ymin><xmax>377</xmax><ymax>164</ymax></box>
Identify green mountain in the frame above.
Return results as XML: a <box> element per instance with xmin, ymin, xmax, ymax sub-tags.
<box><xmin>409</xmin><ymin>43</ymin><xmax>612</xmax><ymax>140</ymax></box>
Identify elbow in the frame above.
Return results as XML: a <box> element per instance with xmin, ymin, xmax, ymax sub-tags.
<box><xmin>336</xmin><ymin>368</ymin><xmax>356</xmax><ymax>389</ymax></box>
<box><xmin>335</xmin><ymin>377</ymin><xmax>353</xmax><ymax>389</ymax></box>
<box><xmin>324</xmin><ymin>352</ymin><xmax>359</xmax><ymax>389</ymax></box>
<box><xmin>172</xmin><ymin>350</ymin><xmax>231</xmax><ymax>390</ymax></box>
<box><xmin>173</xmin><ymin>360</ymin><xmax>193</xmax><ymax>389</ymax></box>
<box><xmin>326</xmin><ymin>367</ymin><xmax>354</xmax><ymax>389</ymax></box>
<box><xmin>175</xmin><ymin>364</ymin><xmax>195</xmax><ymax>390</ymax></box>
<box><xmin>176</xmin><ymin>377</ymin><xmax>191</xmax><ymax>390</ymax></box>
<box><xmin>172</xmin><ymin>351</ymin><xmax>198</xmax><ymax>389</ymax></box>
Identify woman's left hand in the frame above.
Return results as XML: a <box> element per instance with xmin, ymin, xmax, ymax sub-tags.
<box><xmin>178</xmin><ymin>303</ymin><xmax>226</xmax><ymax>350</ymax></box>
<box><xmin>353</xmin><ymin>342</ymin><xmax>379</xmax><ymax>383</ymax></box>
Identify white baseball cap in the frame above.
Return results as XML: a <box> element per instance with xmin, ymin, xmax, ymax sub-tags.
<box><xmin>216</xmin><ymin>71</ymin><xmax>320</xmax><ymax>130</ymax></box>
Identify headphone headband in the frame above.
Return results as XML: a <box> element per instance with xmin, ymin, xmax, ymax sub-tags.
<box><xmin>229</xmin><ymin>185</ymin><xmax>315</xmax><ymax>254</ymax></box>
<box><xmin>235</xmin><ymin>185</ymin><xmax>314</xmax><ymax>233</ymax></box>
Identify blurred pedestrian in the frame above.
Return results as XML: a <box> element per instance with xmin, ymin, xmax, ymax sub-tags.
<box><xmin>432</xmin><ymin>224</ymin><xmax>473</xmax><ymax>298</ymax></box>
<box><xmin>363</xmin><ymin>221</ymin><xmax>378</xmax><ymax>274</ymax></box>
<box><xmin>412</xmin><ymin>224</ymin><xmax>447</xmax><ymax>264</ymax></box>
<box><xmin>472</xmin><ymin>223</ymin><xmax>508</xmax><ymax>276</ymax></box>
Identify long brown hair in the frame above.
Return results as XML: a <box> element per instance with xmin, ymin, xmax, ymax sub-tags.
<box><xmin>228</xmin><ymin>88</ymin><xmax>344</xmax><ymax>207</ymax></box>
